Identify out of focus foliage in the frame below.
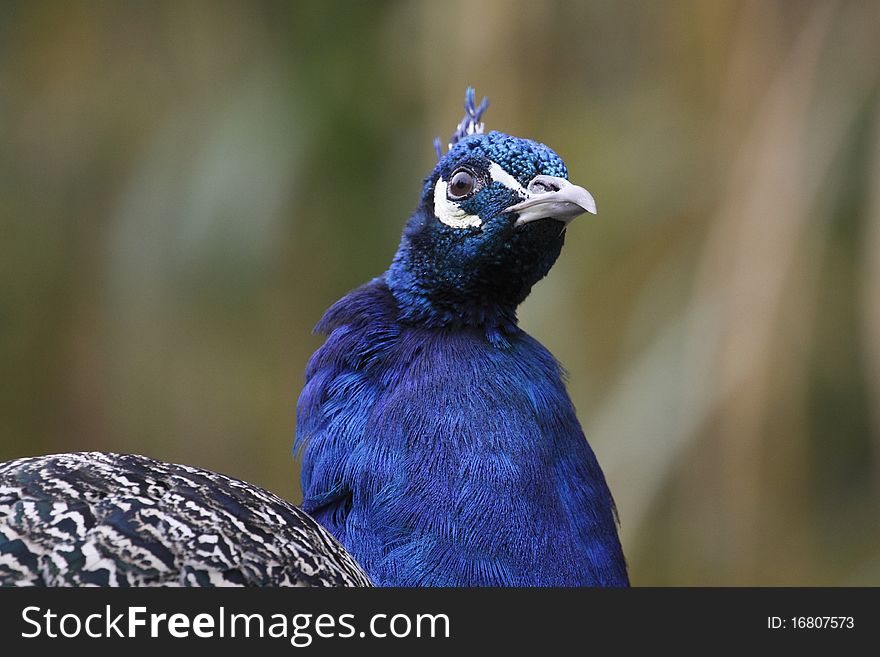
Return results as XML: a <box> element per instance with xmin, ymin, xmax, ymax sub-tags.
<box><xmin>2</xmin><ymin>0</ymin><xmax>879</xmax><ymax>585</ymax></box>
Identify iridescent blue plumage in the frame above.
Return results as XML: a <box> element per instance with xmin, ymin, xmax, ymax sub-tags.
<box><xmin>295</xmin><ymin>89</ymin><xmax>627</xmax><ymax>586</ymax></box>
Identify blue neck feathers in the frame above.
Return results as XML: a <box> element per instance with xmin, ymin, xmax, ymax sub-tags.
<box><xmin>385</xmin><ymin>206</ymin><xmax>565</xmax><ymax>347</ymax></box>
<box><xmin>295</xmin><ymin>278</ymin><xmax>629</xmax><ymax>587</ymax></box>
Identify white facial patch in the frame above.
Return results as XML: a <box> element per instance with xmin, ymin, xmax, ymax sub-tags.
<box><xmin>488</xmin><ymin>162</ymin><xmax>528</xmax><ymax>198</ymax></box>
<box><xmin>433</xmin><ymin>178</ymin><xmax>483</xmax><ymax>229</ymax></box>
<box><xmin>433</xmin><ymin>161</ymin><xmax>528</xmax><ymax>230</ymax></box>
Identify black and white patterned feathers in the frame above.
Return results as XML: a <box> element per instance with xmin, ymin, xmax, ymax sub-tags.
<box><xmin>0</xmin><ymin>452</ymin><xmax>372</xmax><ymax>587</ymax></box>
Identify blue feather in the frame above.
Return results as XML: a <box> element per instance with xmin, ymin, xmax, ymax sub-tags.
<box><xmin>296</xmin><ymin>278</ymin><xmax>628</xmax><ymax>586</ymax></box>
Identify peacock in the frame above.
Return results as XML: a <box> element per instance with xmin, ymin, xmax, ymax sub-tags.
<box><xmin>0</xmin><ymin>89</ymin><xmax>627</xmax><ymax>587</ymax></box>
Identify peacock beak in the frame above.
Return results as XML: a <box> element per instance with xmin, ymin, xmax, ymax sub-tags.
<box><xmin>505</xmin><ymin>175</ymin><xmax>597</xmax><ymax>228</ymax></box>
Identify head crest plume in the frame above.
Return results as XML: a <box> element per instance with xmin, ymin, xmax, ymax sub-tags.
<box><xmin>434</xmin><ymin>87</ymin><xmax>490</xmax><ymax>160</ymax></box>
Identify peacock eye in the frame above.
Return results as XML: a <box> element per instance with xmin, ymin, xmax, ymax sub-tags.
<box><xmin>447</xmin><ymin>168</ymin><xmax>476</xmax><ymax>200</ymax></box>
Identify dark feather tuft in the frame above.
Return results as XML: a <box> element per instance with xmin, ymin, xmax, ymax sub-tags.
<box><xmin>434</xmin><ymin>87</ymin><xmax>490</xmax><ymax>160</ymax></box>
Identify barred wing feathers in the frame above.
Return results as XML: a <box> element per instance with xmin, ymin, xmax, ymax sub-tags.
<box><xmin>0</xmin><ymin>452</ymin><xmax>371</xmax><ymax>587</ymax></box>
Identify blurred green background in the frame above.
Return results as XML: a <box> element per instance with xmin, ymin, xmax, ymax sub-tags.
<box><xmin>2</xmin><ymin>0</ymin><xmax>879</xmax><ymax>585</ymax></box>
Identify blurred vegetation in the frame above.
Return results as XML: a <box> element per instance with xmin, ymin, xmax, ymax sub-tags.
<box><xmin>2</xmin><ymin>0</ymin><xmax>879</xmax><ymax>585</ymax></box>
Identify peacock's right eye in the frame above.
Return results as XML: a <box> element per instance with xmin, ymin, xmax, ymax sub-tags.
<box><xmin>447</xmin><ymin>168</ymin><xmax>476</xmax><ymax>200</ymax></box>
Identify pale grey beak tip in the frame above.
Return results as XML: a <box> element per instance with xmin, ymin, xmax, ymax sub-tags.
<box><xmin>582</xmin><ymin>191</ymin><xmax>598</xmax><ymax>215</ymax></box>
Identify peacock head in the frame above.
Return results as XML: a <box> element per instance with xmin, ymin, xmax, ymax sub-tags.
<box><xmin>386</xmin><ymin>88</ymin><xmax>596</xmax><ymax>338</ymax></box>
